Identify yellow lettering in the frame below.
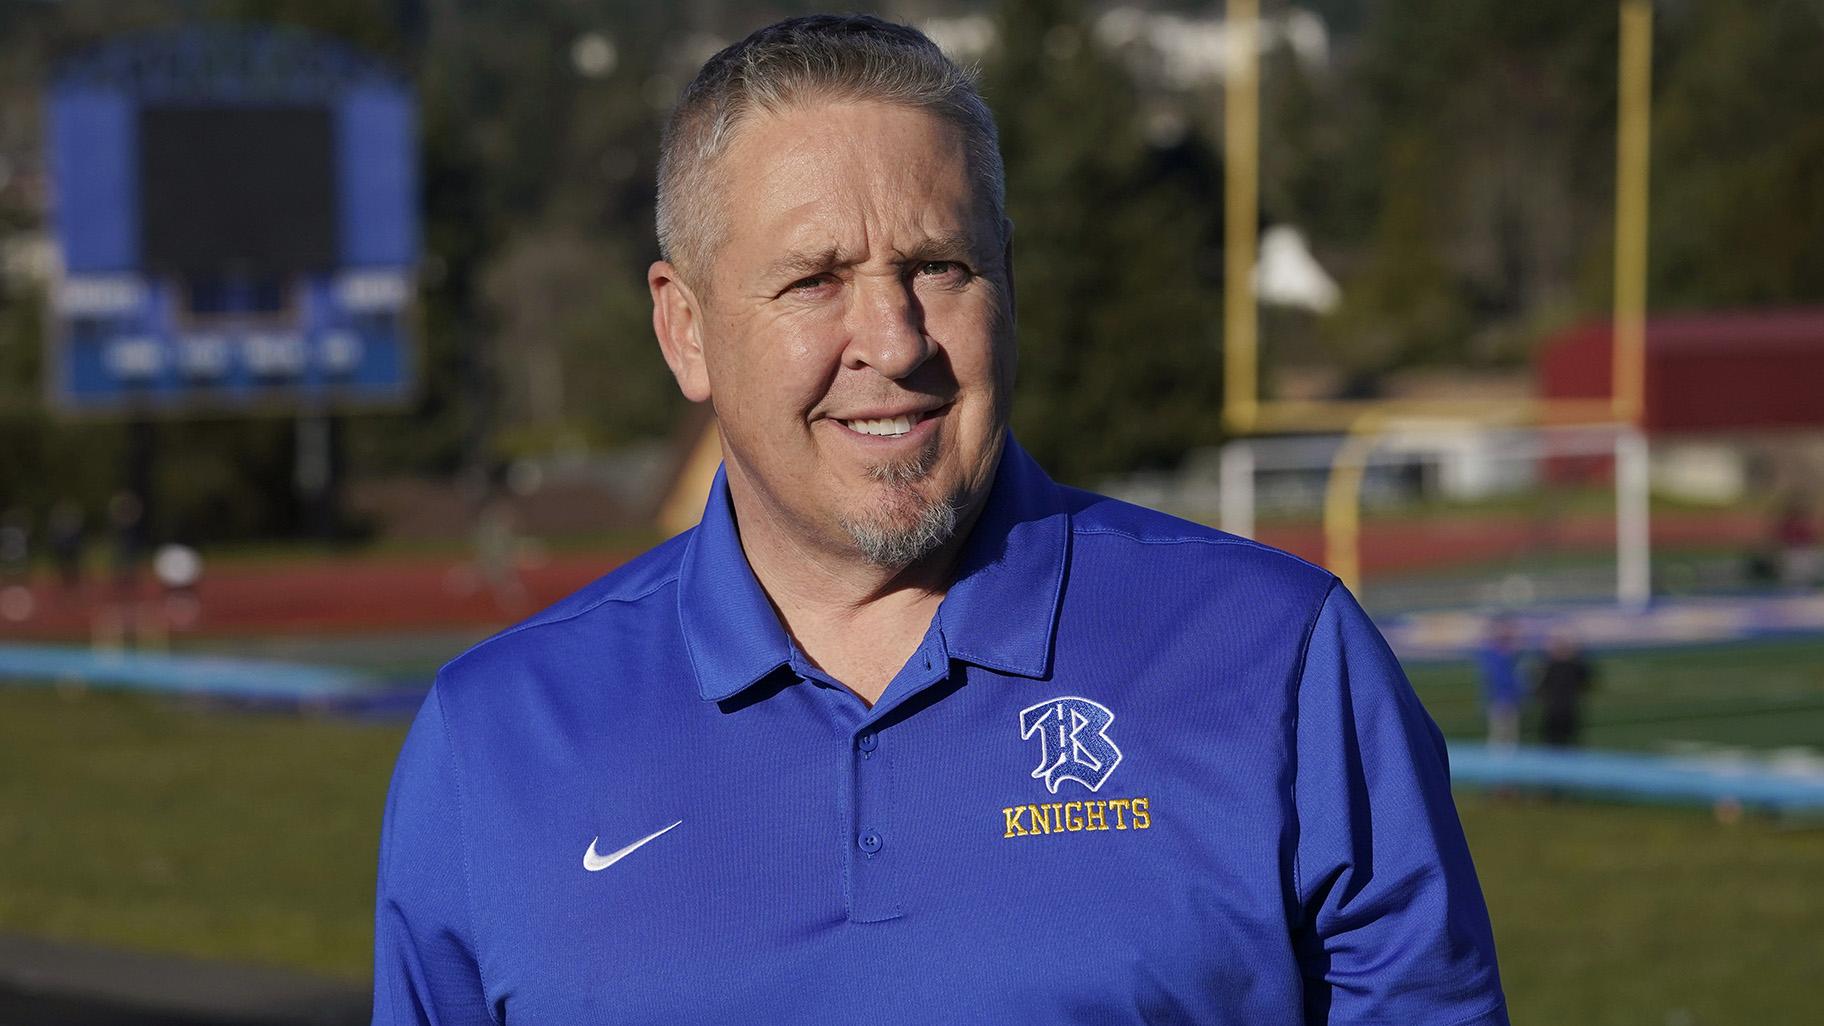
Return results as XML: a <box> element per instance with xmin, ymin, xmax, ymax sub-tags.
<box><xmin>1003</xmin><ymin>806</ymin><xmax>1028</xmax><ymax>838</ymax></box>
<box><xmin>1085</xmin><ymin>800</ymin><xmax>1108</xmax><ymax>831</ymax></box>
<box><xmin>1027</xmin><ymin>804</ymin><xmax>1051</xmax><ymax>835</ymax></box>
<box><xmin>998</xmin><ymin>797</ymin><xmax>1151</xmax><ymax>837</ymax></box>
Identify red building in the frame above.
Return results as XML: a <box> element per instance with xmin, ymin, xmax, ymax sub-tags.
<box><xmin>1537</xmin><ymin>307</ymin><xmax>1824</xmax><ymax>432</ymax></box>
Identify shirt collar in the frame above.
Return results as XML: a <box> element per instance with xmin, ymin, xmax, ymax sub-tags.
<box><xmin>677</xmin><ymin>436</ymin><xmax>1070</xmax><ymax>703</ymax></box>
<box><xmin>933</xmin><ymin>438</ymin><xmax>1069</xmax><ymax>679</ymax></box>
<box><xmin>677</xmin><ymin>466</ymin><xmax>796</xmax><ymax>702</ymax></box>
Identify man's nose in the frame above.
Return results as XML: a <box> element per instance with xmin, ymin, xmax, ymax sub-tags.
<box><xmin>841</xmin><ymin>276</ymin><xmax>934</xmax><ymax>379</ymax></box>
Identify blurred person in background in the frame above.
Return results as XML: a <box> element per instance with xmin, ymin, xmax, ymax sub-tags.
<box><xmin>471</xmin><ymin>460</ymin><xmax>528</xmax><ymax>614</ymax></box>
<box><xmin>48</xmin><ymin>499</ymin><xmax>86</xmax><ymax>591</ymax></box>
<box><xmin>0</xmin><ymin>506</ymin><xmax>32</xmax><ymax>622</ymax></box>
<box><xmin>1535</xmin><ymin>631</ymin><xmax>1596</xmax><ymax>749</ymax></box>
<box><xmin>152</xmin><ymin>541</ymin><xmax>203</xmax><ymax>630</ymax></box>
<box><xmin>371</xmin><ymin>15</ymin><xmax>1507</xmax><ymax>1024</ymax></box>
<box><xmin>99</xmin><ymin>490</ymin><xmax>146</xmax><ymax>647</ymax></box>
<box><xmin>1774</xmin><ymin>493</ymin><xmax>1820</xmax><ymax>590</ymax></box>
<box><xmin>106</xmin><ymin>490</ymin><xmax>144</xmax><ymax>597</ymax></box>
<box><xmin>1476</xmin><ymin>616</ymin><xmax>1525</xmax><ymax>752</ymax></box>
<box><xmin>0</xmin><ymin>506</ymin><xmax>29</xmax><ymax>578</ymax></box>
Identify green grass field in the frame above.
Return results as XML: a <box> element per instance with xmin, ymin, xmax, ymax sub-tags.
<box><xmin>1457</xmin><ymin>793</ymin><xmax>1824</xmax><ymax>1025</ymax></box>
<box><xmin>0</xmin><ymin>686</ymin><xmax>393</xmax><ymax>979</ymax></box>
<box><xmin>1408</xmin><ymin>636</ymin><xmax>1824</xmax><ymax>752</ymax></box>
<box><xmin>3</xmin><ymin>637</ymin><xmax>1823</xmax><ymax>1021</ymax></box>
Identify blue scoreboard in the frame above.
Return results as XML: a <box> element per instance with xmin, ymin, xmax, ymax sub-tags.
<box><xmin>45</xmin><ymin>25</ymin><xmax>419</xmax><ymax>414</ymax></box>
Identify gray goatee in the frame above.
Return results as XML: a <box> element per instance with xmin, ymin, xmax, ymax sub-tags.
<box><xmin>838</xmin><ymin>447</ymin><xmax>960</xmax><ymax>569</ymax></box>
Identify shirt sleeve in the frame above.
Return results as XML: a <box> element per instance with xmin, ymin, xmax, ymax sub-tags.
<box><xmin>1292</xmin><ymin>582</ymin><xmax>1509</xmax><ymax>1025</ymax></box>
<box><xmin>372</xmin><ymin>681</ymin><xmax>497</xmax><ymax>1026</ymax></box>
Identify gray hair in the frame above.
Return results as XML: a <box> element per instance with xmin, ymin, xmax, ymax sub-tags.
<box><xmin>655</xmin><ymin>14</ymin><xmax>1007</xmax><ymax>285</ymax></box>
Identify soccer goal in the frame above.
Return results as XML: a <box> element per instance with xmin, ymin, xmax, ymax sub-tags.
<box><xmin>1216</xmin><ymin>422</ymin><xmax>1650</xmax><ymax>612</ymax></box>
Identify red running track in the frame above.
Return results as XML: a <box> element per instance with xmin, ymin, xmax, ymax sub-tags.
<box><xmin>1</xmin><ymin>553</ymin><xmax>624</xmax><ymax>640</ymax></box>
<box><xmin>0</xmin><ymin>509</ymin><xmax>1764</xmax><ymax>640</ymax></box>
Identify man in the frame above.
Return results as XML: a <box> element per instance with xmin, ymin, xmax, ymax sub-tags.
<box><xmin>1536</xmin><ymin>631</ymin><xmax>1596</xmax><ymax>748</ymax></box>
<box><xmin>373</xmin><ymin>15</ymin><xmax>1508</xmax><ymax>1024</ymax></box>
<box><xmin>1476</xmin><ymin>617</ymin><xmax>1524</xmax><ymax>752</ymax></box>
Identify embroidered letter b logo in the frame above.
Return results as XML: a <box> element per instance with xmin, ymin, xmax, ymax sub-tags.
<box><xmin>1019</xmin><ymin>697</ymin><xmax>1122</xmax><ymax>793</ymax></box>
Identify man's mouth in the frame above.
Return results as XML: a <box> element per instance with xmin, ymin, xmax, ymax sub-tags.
<box><xmin>841</xmin><ymin>410</ymin><xmax>931</xmax><ymax>438</ymax></box>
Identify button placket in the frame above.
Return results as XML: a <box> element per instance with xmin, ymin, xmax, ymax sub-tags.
<box><xmin>845</xmin><ymin>632</ymin><xmax>949</xmax><ymax>925</ymax></box>
<box><xmin>847</xmin><ymin>721</ymin><xmax>901</xmax><ymax>922</ymax></box>
<box><xmin>856</xmin><ymin>732</ymin><xmax>882</xmax><ymax>853</ymax></box>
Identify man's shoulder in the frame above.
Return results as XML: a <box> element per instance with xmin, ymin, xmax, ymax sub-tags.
<box><xmin>1059</xmin><ymin>484</ymin><xmax>1335</xmax><ymax>593</ymax></box>
<box><xmin>439</xmin><ymin>528</ymin><xmax>691</xmax><ymax>681</ymax></box>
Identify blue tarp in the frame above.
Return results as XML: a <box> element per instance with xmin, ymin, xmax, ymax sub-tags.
<box><xmin>1448</xmin><ymin>743</ymin><xmax>1824</xmax><ymax>813</ymax></box>
<box><xmin>0</xmin><ymin>643</ymin><xmax>375</xmax><ymax>700</ymax></box>
<box><xmin>7</xmin><ymin>643</ymin><xmax>1821</xmax><ymax>812</ymax></box>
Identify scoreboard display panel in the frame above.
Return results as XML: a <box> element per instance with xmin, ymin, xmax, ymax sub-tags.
<box><xmin>139</xmin><ymin>105</ymin><xmax>337</xmax><ymax>277</ymax></box>
<box><xmin>45</xmin><ymin>25</ymin><xmax>419</xmax><ymax>415</ymax></box>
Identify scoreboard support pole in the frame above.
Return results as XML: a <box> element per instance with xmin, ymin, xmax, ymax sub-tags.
<box><xmin>125</xmin><ymin>417</ymin><xmax>155</xmax><ymax>557</ymax></box>
<box><xmin>294</xmin><ymin>412</ymin><xmax>337</xmax><ymax>539</ymax></box>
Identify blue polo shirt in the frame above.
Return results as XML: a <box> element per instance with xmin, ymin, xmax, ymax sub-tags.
<box><xmin>373</xmin><ymin>439</ymin><xmax>1508</xmax><ymax>1025</ymax></box>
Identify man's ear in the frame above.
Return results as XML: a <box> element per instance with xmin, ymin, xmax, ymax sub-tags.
<box><xmin>649</xmin><ymin>260</ymin><xmax>711</xmax><ymax>402</ymax></box>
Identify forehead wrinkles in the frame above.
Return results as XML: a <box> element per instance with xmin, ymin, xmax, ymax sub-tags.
<box><xmin>717</xmin><ymin>104</ymin><xmax>981</xmax><ymax>274</ymax></box>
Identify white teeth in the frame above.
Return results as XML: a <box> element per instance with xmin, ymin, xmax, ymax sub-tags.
<box><xmin>845</xmin><ymin>414</ymin><xmax>918</xmax><ymax>437</ymax></box>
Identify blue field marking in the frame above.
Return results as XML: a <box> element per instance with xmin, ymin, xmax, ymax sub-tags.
<box><xmin>1384</xmin><ymin>592</ymin><xmax>1824</xmax><ymax>662</ymax></box>
<box><xmin>1448</xmin><ymin>743</ymin><xmax>1824</xmax><ymax>812</ymax></box>
<box><xmin>0</xmin><ymin>643</ymin><xmax>377</xmax><ymax>700</ymax></box>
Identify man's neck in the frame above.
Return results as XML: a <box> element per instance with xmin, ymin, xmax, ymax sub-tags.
<box><xmin>728</xmin><ymin>490</ymin><xmax>982</xmax><ymax>707</ymax></box>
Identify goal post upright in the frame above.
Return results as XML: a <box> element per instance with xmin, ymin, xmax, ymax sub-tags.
<box><xmin>1613</xmin><ymin>0</ymin><xmax>1654</xmax><ymax>427</ymax></box>
<box><xmin>1222</xmin><ymin>0</ymin><xmax>1261</xmax><ymax>437</ymax></box>
<box><xmin>1217</xmin><ymin>2</ymin><xmax>1654</xmax><ymax>608</ymax></box>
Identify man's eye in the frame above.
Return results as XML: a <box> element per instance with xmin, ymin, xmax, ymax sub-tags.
<box><xmin>915</xmin><ymin>261</ymin><xmax>968</xmax><ymax>281</ymax></box>
<box><xmin>787</xmin><ymin>274</ymin><xmax>832</xmax><ymax>293</ymax></box>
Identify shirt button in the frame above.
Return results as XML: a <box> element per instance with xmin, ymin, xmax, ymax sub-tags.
<box><xmin>858</xmin><ymin>830</ymin><xmax>883</xmax><ymax>854</ymax></box>
<box><xmin>857</xmin><ymin>731</ymin><xmax>878</xmax><ymax>753</ymax></box>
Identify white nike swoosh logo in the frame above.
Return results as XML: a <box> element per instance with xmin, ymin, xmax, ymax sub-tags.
<box><xmin>583</xmin><ymin>820</ymin><xmax>682</xmax><ymax>872</ymax></box>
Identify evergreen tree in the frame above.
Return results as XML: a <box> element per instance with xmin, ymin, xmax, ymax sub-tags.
<box><xmin>983</xmin><ymin>0</ymin><xmax>1225</xmax><ymax>484</ymax></box>
<box><xmin>1650</xmin><ymin>0</ymin><xmax>1824</xmax><ymax>309</ymax></box>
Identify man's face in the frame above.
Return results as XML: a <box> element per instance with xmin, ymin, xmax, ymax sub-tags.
<box><xmin>654</xmin><ymin>100</ymin><xmax>1015</xmax><ymax>568</ymax></box>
